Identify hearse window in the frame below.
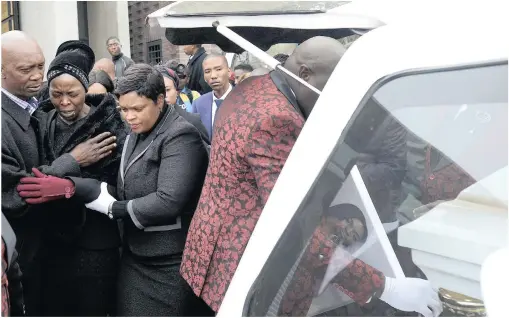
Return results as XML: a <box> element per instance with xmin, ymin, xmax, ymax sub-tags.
<box><xmin>244</xmin><ymin>62</ymin><xmax>508</xmax><ymax>317</ymax></box>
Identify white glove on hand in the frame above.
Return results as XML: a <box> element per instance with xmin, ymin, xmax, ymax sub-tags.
<box><xmin>380</xmin><ymin>277</ymin><xmax>443</xmax><ymax>317</ymax></box>
<box><xmin>84</xmin><ymin>182</ymin><xmax>116</xmax><ymax>215</ymax></box>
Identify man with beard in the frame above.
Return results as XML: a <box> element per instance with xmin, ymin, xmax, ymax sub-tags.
<box><xmin>1</xmin><ymin>31</ymin><xmax>117</xmax><ymax>315</ymax></box>
<box><xmin>181</xmin><ymin>36</ymin><xmax>441</xmax><ymax>317</ymax></box>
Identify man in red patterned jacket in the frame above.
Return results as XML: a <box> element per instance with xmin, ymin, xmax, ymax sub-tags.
<box><xmin>180</xmin><ymin>36</ymin><xmax>441</xmax><ymax>316</ymax></box>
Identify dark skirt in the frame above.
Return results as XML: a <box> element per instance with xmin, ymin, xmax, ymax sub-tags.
<box><xmin>41</xmin><ymin>243</ymin><xmax>119</xmax><ymax>316</ymax></box>
<box><xmin>117</xmin><ymin>251</ymin><xmax>214</xmax><ymax>317</ymax></box>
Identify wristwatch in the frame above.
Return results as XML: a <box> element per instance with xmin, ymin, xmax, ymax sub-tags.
<box><xmin>107</xmin><ymin>202</ymin><xmax>114</xmax><ymax>220</ymax></box>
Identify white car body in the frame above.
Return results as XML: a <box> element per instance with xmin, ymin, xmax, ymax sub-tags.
<box><xmin>149</xmin><ymin>1</ymin><xmax>508</xmax><ymax>316</ymax></box>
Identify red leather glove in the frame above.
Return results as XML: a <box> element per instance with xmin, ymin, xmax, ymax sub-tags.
<box><xmin>16</xmin><ymin>168</ymin><xmax>75</xmax><ymax>204</ymax></box>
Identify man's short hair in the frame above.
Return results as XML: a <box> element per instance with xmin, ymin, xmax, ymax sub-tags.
<box><xmin>234</xmin><ymin>64</ymin><xmax>254</xmax><ymax>72</ymax></box>
<box><xmin>115</xmin><ymin>64</ymin><xmax>165</xmax><ymax>102</ymax></box>
<box><xmin>203</xmin><ymin>53</ymin><xmax>228</xmax><ymax>66</ymax></box>
<box><xmin>106</xmin><ymin>36</ymin><xmax>120</xmax><ymax>45</ymax></box>
<box><xmin>175</xmin><ymin>64</ymin><xmax>187</xmax><ymax>76</ymax></box>
<box><xmin>164</xmin><ymin>60</ymin><xmax>179</xmax><ymax>71</ymax></box>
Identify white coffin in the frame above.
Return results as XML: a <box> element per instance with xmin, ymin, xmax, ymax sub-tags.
<box><xmin>398</xmin><ymin>167</ymin><xmax>508</xmax><ymax>300</ymax></box>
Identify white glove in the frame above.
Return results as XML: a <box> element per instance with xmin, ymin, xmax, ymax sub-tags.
<box><xmin>85</xmin><ymin>182</ymin><xmax>116</xmax><ymax>215</ymax></box>
<box><xmin>380</xmin><ymin>276</ymin><xmax>443</xmax><ymax>317</ymax></box>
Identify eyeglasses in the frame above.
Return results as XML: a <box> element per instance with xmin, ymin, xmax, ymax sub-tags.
<box><xmin>177</xmin><ymin>74</ymin><xmax>187</xmax><ymax>79</ymax></box>
<box><xmin>107</xmin><ymin>43</ymin><xmax>120</xmax><ymax>48</ymax></box>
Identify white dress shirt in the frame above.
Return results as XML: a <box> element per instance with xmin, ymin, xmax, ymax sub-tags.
<box><xmin>211</xmin><ymin>84</ymin><xmax>233</xmax><ymax>123</ymax></box>
<box><xmin>1</xmin><ymin>88</ymin><xmax>38</xmax><ymax>115</ymax></box>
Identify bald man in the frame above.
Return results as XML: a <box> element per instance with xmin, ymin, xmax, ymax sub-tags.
<box><xmin>190</xmin><ymin>54</ymin><xmax>233</xmax><ymax>138</ymax></box>
<box><xmin>92</xmin><ymin>58</ymin><xmax>116</xmax><ymax>80</ymax></box>
<box><xmin>283</xmin><ymin>36</ymin><xmax>346</xmax><ymax>118</ymax></box>
<box><xmin>181</xmin><ymin>36</ymin><xmax>440</xmax><ymax>316</ymax></box>
<box><xmin>2</xmin><ymin>31</ymin><xmax>117</xmax><ymax>315</ymax></box>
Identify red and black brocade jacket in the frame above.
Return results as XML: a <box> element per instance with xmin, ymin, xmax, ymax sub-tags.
<box><xmin>277</xmin><ymin>220</ymin><xmax>385</xmax><ymax>316</ymax></box>
<box><xmin>421</xmin><ymin>145</ymin><xmax>476</xmax><ymax>204</ymax></box>
<box><xmin>180</xmin><ymin>73</ymin><xmax>304</xmax><ymax>311</ymax></box>
<box><xmin>180</xmin><ymin>73</ymin><xmax>384</xmax><ymax>312</ymax></box>
<box><xmin>2</xmin><ymin>240</ymin><xmax>9</xmax><ymax>317</ymax></box>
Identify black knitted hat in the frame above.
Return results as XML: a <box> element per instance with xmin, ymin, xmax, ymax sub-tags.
<box><xmin>47</xmin><ymin>40</ymin><xmax>95</xmax><ymax>90</ymax></box>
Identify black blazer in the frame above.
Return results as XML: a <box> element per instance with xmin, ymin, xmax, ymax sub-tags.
<box><xmin>187</xmin><ymin>47</ymin><xmax>212</xmax><ymax>95</ymax></box>
<box><xmin>116</xmin><ymin>106</ymin><xmax>209</xmax><ymax>258</ymax></box>
<box><xmin>174</xmin><ymin>104</ymin><xmax>210</xmax><ymax>145</ymax></box>
<box><xmin>1</xmin><ymin>93</ymin><xmax>80</xmax><ymax>265</ymax></box>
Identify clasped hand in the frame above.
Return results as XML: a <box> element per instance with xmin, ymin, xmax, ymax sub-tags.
<box><xmin>17</xmin><ymin>168</ymin><xmax>75</xmax><ymax>204</ymax></box>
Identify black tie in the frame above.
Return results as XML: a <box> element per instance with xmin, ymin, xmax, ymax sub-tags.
<box><xmin>215</xmin><ymin>99</ymin><xmax>223</xmax><ymax>108</ymax></box>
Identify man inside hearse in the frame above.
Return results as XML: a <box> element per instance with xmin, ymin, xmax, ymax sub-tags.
<box><xmin>180</xmin><ymin>35</ymin><xmax>441</xmax><ymax>317</ymax></box>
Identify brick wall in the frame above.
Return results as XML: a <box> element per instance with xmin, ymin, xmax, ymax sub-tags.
<box><xmin>128</xmin><ymin>1</ymin><xmax>222</xmax><ymax>65</ymax></box>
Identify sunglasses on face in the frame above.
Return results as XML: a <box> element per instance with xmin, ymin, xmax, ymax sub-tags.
<box><xmin>178</xmin><ymin>74</ymin><xmax>187</xmax><ymax>79</ymax></box>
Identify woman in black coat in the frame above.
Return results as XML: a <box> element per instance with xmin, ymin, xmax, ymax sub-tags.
<box><xmin>17</xmin><ymin>41</ymin><xmax>128</xmax><ymax>316</ymax></box>
<box><xmin>18</xmin><ymin>64</ymin><xmax>212</xmax><ymax>317</ymax></box>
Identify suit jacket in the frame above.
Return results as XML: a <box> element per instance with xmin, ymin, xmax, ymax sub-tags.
<box><xmin>187</xmin><ymin>47</ymin><xmax>211</xmax><ymax>95</ymax></box>
<box><xmin>115</xmin><ymin>105</ymin><xmax>209</xmax><ymax>259</ymax></box>
<box><xmin>180</xmin><ymin>73</ymin><xmax>305</xmax><ymax>311</ymax></box>
<box><xmin>175</xmin><ymin>104</ymin><xmax>210</xmax><ymax>145</ymax></box>
<box><xmin>191</xmin><ymin>92</ymin><xmax>214</xmax><ymax>139</ymax></box>
<box><xmin>357</xmin><ymin>115</ymin><xmax>407</xmax><ymax>224</ymax></box>
<box><xmin>181</xmin><ymin>72</ymin><xmax>389</xmax><ymax>313</ymax></box>
<box><xmin>1</xmin><ymin>93</ymin><xmax>80</xmax><ymax>267</ymax></box>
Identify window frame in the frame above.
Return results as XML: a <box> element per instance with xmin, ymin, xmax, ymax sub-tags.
<box><xmin>238</xmin><ymin>59</ymin><xmax>507</xmax><ymax>316</ymax></box>
<box><xmin>146</xmin><ymin>39</ymin><xmax>163</xmax><ymax>65</ymax></box>
<box><xmin>1</xmin><ymin>1</ymin><xmax>20</xmax><ymax>34</ymax></box>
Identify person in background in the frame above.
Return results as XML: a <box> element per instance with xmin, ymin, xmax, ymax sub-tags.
<box><xmin>16</xmin><ymin>64</ymin><xmax>211</xmax><ymax>317</ymax></box>
<box><xmin>175</xmin><ymin>64</ymin><xmax>201</xmax><ymax>113</ymax></box>
<box><xmin>106</xmin><ymin>36</ymin><xmax>134</xmax><ymax>78</ymax></box>
<box><xmin>183</xmin><ymin>44</ymin><xmax>211</xmax><ymax>94</ymax></box>
<box><xmin>18</xmin><ymin>40</ymin><xmax>127</xmax><ymax>316</ymax></box>
<box><xmin>237</xmin><ymin>71</ymin><xmax>252</xmax><ymax>84</ymax></box>
<box><xmin>92</xmin><ymin>58</ymin><xmax>116</xmax><ymax>81</ymax></box>
<box><xmin>228</xmin><ymin>69</ymin><xmax>236</xmax><ymax>87</ymax></box>
<box><xmin>2</xmin><ymin>31</ymin><xmax>116</xmax><ymax>316</ymax></box>
<box><xmin>250</xmin><ymin>67</ymin><xmax>271</xmax><ymax>77</ymax></box>
<box><xmin>180</xmin><ymin>36</ymin><xmax>441</xmax><ymax>316</ymax></box>
<box><xmin>231</xmin><ymin>50</ymin><xmax>264</xmax><ymax>70</ymax></box>
<box><xmin>164</xmin><ymin>59</ymin><xmax>179</xmax><ymax>71</ymax></box>
<box><xmin>2</xmin><ymin>213</ymin><xmax>24</xmax><ymax>317</ymax></box>
<box><xmin>154</xmin><ymin>64</ymin><xmax>210</xmax><ymax>145</ymax></box>
<box><xmin>233</xmin><ymin>63</ymin><xmax>253</xmax><ymax>85</ymax></box>
<box><xmin>191</xmin><ymin>54</ymin><xmax>233</xmax><ymax>139</ymax></box>
<box><xmin>273</xmin><ymin>53</ymin><xmax>290</xmax><ymax>65</ymax></box>
<box><xmin>88</xmin><ymin>70</ymin><xmax>115</xmax><ymax>94</ymax></box>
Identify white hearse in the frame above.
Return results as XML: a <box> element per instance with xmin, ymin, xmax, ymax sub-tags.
<box><xmin>148</xmin><ymin>1</ymin><xmax>508</xmax><ymax>316</ymax></box>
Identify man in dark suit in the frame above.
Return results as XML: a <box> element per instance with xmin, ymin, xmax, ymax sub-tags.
<box><xmin>190</xmin><ymin>54</ymin><xmax>233</xmax><ymax>139</ymax></box>
<box><xmin>180</xmin><ymin>37</ymin><xmax>440</xmax><ymax>316</ymax></box>
<box><xmin>184</xmin><ymin>44</ymin><xmax>212</xmax><ymax>94</ymax></box>
<box><xmin>1</xmin><ymin>31</ymin><xmax>117</xmax><ymax>315</ymax></box>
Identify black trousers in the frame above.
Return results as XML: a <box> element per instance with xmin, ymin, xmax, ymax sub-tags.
<box><xmin>117</xmin><ymin>250</ymin><xmax>215</xmax><ymax>317</ymax></box>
